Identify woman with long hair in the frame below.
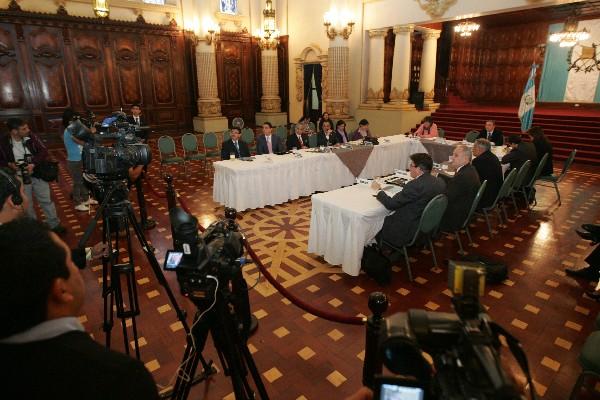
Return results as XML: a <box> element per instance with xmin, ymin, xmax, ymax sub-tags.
<box><xmin>528</xmin><ymin>126</ymin><xmax>553</xmax><ymax>176</ymax></box>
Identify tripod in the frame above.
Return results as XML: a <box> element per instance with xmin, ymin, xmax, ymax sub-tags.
<box><xmin>170</xmin><ymin>268</ymin><xmax>269</xmax><ymax>400</ymax></box>
<box><xmin>77</xmin><ymin>180</ymin><xmax>213</xmax><ymax>376</ymax></box>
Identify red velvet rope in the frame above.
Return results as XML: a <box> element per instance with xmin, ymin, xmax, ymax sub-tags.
<box><xmin>142</xmin><ymin>176</ymin><xmax>365</xmax><ymax>326</ymax></box>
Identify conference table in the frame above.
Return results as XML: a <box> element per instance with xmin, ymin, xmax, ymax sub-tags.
<box><xmin>212</xmin><ymin>135</ymin><xmax>427</xmax><ymax>211</ymax></box>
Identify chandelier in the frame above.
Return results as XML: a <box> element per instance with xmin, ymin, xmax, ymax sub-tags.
<box><xmin>93</xmin><ymin>0</ymin><xmax>109</xmax><ymax>18</ymax></box>
<box><xmin>454</xmin><ymin>20</ymin><xmax>480</xmax><ymax>37</ymax></box>
<box><xmin>549</xmin><ymin>15</ymin><xmax>590</xmax><ymax>47</ymax></box>
<box><xmin>255</xmin><ymin>0</ymin><xmax>279</xmax><ymax>49</ymax></box>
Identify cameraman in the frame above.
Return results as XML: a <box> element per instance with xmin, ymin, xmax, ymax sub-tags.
<box><xmin>0</xmin><ymin>218</ymin><xmax>158</xmax><ymax>400</ymax></box>
<box><xmin>0</xmin><ymin>118</ymin><xmax>66</xmax><ymax>233</ymax></box>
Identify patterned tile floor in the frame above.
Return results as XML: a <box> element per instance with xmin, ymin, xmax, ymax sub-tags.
<box><xmin>41</xmin><ymin>147</ymin><xmax>600</xmax><ymax>399</ymax></box>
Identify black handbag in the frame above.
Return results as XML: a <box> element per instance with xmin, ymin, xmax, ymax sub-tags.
<box><xmin>458</xmin><ymin>254</ymin><xmax>508</xmax><ymax>284</ymax></box>
<box><xmin>32</xmin><ymin>161</ymin><xmax>59</xmax><ymax>182</ymax></box>
<box><xmin>362</xmin><ymin>244</ymin><xmax>391</xmax><ymax>286</ymax></box>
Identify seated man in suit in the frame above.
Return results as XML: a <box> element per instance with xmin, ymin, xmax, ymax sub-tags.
<box><xmin>0</xmin><ymin>218</ymin><xmax>158</xmax><ymax>400</ymax></box>
<box><xmin>221</xmin><ymin>127</ymin><xmax>251</xmax><ymax>160</ymax></box>
<box><xmin>126</xmin><ymin>103</ymin><xmax>150</xmax><ymax>143</ymax></box>
<box><xmin>371</xmin><ymin>153</ymin><xmax>446</xmax><ymax>249</ymax></box>
<box><xmin>287</xmin><ymin>124</ymin><xmax>309</xmax><ymax>150</ymax></box>
<box><xmin>256</xmin><ymin>122</ymin><xmax>284</xmax><ymax>155</ymax></box>
<box><xmin>351</xmin><ymin>119</ymin><xmax>373</xmax><ymax>141</ymax></box>
<box><xmin>439</xmin><ymin>145</ymin><xmax>481</xmax><ymax>232</ymax></box>
<box><xmin>477</xmin><ymin>120</ymin><xmax>503</xmax><ymax>146</ymax></box>
<box><xmin>501</xmin><ymin>134</ymin><xmax>537</xmax><ymax>182</ymax></box>
<box><xmin>317</xmin><ymin>121</ymin><xmax>338</xmax><ymax>147</ymax></box>
<box><xmin>472</xmin><ymin>139</ymin><xmax>503</xmax><ymax>209</ymax></box>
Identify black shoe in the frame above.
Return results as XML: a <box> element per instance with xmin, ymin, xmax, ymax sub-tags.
<box><xmin>576</xmin><ymin>230</ymin><xmax>595</xmax><ymax>241</ymax></box>
<box><xmin>582</xmin><ymin>224</ymin><xmax>600</xmax><ymax>236</ymax></box>
<box><xmin>565</xmin><ymin>266</ymin><xmax>599</xmax><ymax>280</ymax></box>
<box><xmin>141</xmin><ymin>218</ymin><xmax>157</xmax><ymax>230</ymax></box>
<box><xmin>51</xmin><ymin>224</ymin><xmax>67</xmax><ymax>234</ymax></box>
<box><xmin>585</xmin><ymin>289</ymin><xmax>600</xmax><ymax>301</ymax></box>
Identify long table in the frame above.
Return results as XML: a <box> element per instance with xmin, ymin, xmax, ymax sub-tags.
<box><xmin>212</xmin><ymin>135</ymin><xmax>427</xmax><ymax>211</ymax></box>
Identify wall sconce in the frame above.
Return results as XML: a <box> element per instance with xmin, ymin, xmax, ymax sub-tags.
<box><xmin>201</xmin><ymin>17</ymin><xmax>219</xmax><ymax>45</ymax></box>
<box><xmin>323</xmin><ymin>7</ymin><xmax>355</xmax><ymax>40</ymax></box>
<box><xmin>93</xmin><ymin>0</ymin><xmax>109</xmax><ymax>18</ymax></box>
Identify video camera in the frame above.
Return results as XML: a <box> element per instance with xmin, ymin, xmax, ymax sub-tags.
<box><xmin>366</xmin><ymin>261</ymin><xmax>532</xmax><ymax>400</ymax></box>
<box><xmin>67</xmin><ymin>111</ymin><xmax>151</xmax><ymax>180</ymax></box>
<box><xmin>164</xmin><ymin>207</ymin><xmax>247</xmax><ymax>305</ymax></box>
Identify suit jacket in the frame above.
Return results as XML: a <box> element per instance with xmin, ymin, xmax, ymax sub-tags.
<box><xmin>335</xmin><ymin>130</ymin><xmax>350</xmax><ymax>144</ymax></box>
<box><xmin>376</xmin><ymin>173</ymin><xmax>446</xmax><ymax>248</ymax></box>
<box><xmin>501</xmin><ymin>142</ymin><xmax>537</xmax><ymax>183</ymax></box>
<box><xmin>0</xmin><ymin>133</ymin><xmax>48</xmax><ymax>168</ymax></box>
<box><xmin>126</xmin><ymin>115</ymin><xmax>150</xmax><ymax>142</ymax></box>
<box><xmin>533</xmin><ymin>139</ymin><xmax>554</xmax><ymax>176</ymax></box>
<box><xmin>472</xmin><ymin>150</ymin><xmax>503</xmax><ymax>209</ymax></box>
<box><xmin>351</xmin><ymin>128</ymin><xmax>372</xmax><ymax>141</ymax></box>
<box><xmin>256</xmin><ymin>134</ymin><xmax>285</xmax><ymax>155</ymax></box>
<box><xmin>286</xmin><ymin>134</ymin><xmax>309</xmax><ymax>150</ymax></box>
<box><xmin>317</xmin><ymin>131</ymin><xmax>338</xmax><ymax>147</ymax></box>
<box><xmin>221</xmin><ymin>139</ymin><xmax>251</xmax><ymax>160</ymax></box>
<box><xmin>477</xmin><ymin>129</ymin><xmax>504</xmax><ymax>146</ymax></box>
<box><xmin>439</xmin><ymin>164</ymin><xmax>481</xmax><ymax>231</ymax></box>
<box><xmin>0</xmin><ymin>330</ymin><xmax>158</xmax><ymax>400</ymax></box>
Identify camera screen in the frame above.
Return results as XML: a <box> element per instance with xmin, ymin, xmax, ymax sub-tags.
<box><xmin>379</xmin><ymin>384</ymin><xmax>424</xmax><ymax>400</ymax></box>
<box><xmin>164</xmin><ymin>251</ymin><xmax>184</xmax><ymax>270</ymax></box>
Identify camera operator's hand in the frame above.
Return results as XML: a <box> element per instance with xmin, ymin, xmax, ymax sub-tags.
<box><xmin>91</xmin><ymin>126</ymin><xmax>97</xmax><ymax>134</ymax></box>
<box><xmin>8</xmin><ymin>162</ymin><xmax>17</xmax><ymax>171</ymax></box>
<box><xmin>26</xmin><ymin>164</ymin><xmax>34</xmax><ymax>174</ymax></box>
<box><xmin>90</xmin><ymin>242</ymin><xmax>108</xmax><ymax>260</ymax></box>
<box><xmin>344</xmin><ymin>387</ymin><xmax>373</xmax><ymax>400</ymax></box>
<box><xmin>128</xmin><ymin>165</ymin><xmax>144</xmax><ymax>182</ymax></box>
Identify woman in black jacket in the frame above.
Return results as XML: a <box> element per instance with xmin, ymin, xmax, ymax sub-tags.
<box><xmin>528</xmin><ymin>126</ymin><xmax>553</xmax><ymax>176</ymax></box>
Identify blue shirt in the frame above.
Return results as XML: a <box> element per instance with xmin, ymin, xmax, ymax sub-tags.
<box><xmin>63</xmin><ymin>128</ymin><xmax>83</xmax><ymax>161</ymax></box>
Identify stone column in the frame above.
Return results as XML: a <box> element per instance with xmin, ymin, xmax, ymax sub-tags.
<box><xmin>419</xmin><ymin>30</ymin><xmax>441</xmax><ymax>109</ymax></box>
<box><xmin>193</xmin><ymin>38</ymin><xmax>228</xmax><ymax>133</ymax></box>
<box><xmin>365</xmin><ymin>29</ymin><xmax>386</xmax><ymax>104</ymax></box>
<box><xmin>255</xmin><ymin>45</ymin><xmax>288</xmax><ymax>126</ymax></box>
<box><xmin>325</xmin><ymin>36</ymin><xmax>351</xmax><ymax>119</ymax></box>
<box><xmin>386</xmin><ymin>24</ymin><xmax>414</xmax><ymax>109</ymax></box>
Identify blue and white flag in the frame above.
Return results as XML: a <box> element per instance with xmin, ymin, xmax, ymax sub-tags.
<box><xmin>518</xmin><ymin>64</ymin><xmax>537</xmax><ymax>132</ymax></box>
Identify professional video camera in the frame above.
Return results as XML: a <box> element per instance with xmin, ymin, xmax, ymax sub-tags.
<box><xmin>364</xmin><ymin>261</ymin><xmax>534</xmax><ymax>400</ymax></box>
<box><xmin>163</xmin><ymin>207</ymin><xmax>269</xmax><ymax>400</ymax></box>
<box><xmin>66</xmin><ymin>111</ymin><xmax>151</xmax><ymax>180</ymax></box>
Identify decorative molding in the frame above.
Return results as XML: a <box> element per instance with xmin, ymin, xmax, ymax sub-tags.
<box><xmin>197</xmin><ymin>99</ymin><xmax>222</xmax><ymax>117</ymax></box>
<box><xmin>424</xmin><ymin>89</ymin><xmax>435</xmax><ymax>99</ymax></box>
<box><xmin>368</xmin><ymin>29</ymin><xmax>387</xmax><ymax>38</ymax></box>
<box><xmin>68</xmin><ymin>0</ymin><xmax>179</xmax><ymax>13</ymax></box>
<box><xmin>294</xmin><ymin>44</ymin><xmax>328</xmax><ymax>103</ymax></box>
<box><xmin>8</xmin><ymin>0</ymin><xmax>21</xmax><ymax>11</ymax></box>
<box><xmin>414</xmin><ymin>0</ymin><xmax>457</xmax><ymax>18</ymax></box>
<box><xmin>261</xmin><ymin>96</ymin><xmax>281</xmax><ymax>112</ymax></box>
<box><xmin>393</xmin><ymin>24</ymin><xmax>414</xmax><ymax>35</ymax></box>
<box><xmin>389</xmin><ymin>87</ymin><xmax>409</xmax><ymax>101</ymax></box>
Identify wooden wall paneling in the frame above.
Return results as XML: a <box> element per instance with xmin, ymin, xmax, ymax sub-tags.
<box><xmin>383</xmin><ymin>29</ymin><xmax>394</xmax><ymax>103</ymax></box>
<box><xmin>277</xmin><ymin>35</ymin><xmax>289</xmax><ymax>115</ymax></box>
<box><xmin>146</xmin><ymin>34</ymin><xmax>178</xmax><ymax>130</ymax></box>
<box><xmin>252</xmin><ymin>37</ymin><xmax>262</xmax><ymax>117</ymax></box>
<box><xmin>71</xmin><ymin>30</ymin><xmax>110</xmax><ymax>109</ymax></box>
<box><xmin>0</xmin><ymin>23</ymin><xmax>29</xmax><ymax>115</ymax></box>
<box><xmin>112</xmin><ymin>33</ymin><xmax>144</xmax><ymax>109</ymax></box>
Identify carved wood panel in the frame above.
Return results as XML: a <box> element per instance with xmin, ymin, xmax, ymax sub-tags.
<box><xmin>0</xmin><ymin>24</ymin><xmax>26</xmax><ymax>110</ymax></box>
<box><xmin>147</xmin><ymin>35</ymin><xmax>174</xmax><ymax>105</ymax></box>
<box><xmin>112</xmin><ymin>34</ymin><xmax>143</xmax><ymax>106</ymax></box>
<box><xmin>72</xmin><ymin>33</ymin><xmax>109</xmax><ymax>108</ymax></box>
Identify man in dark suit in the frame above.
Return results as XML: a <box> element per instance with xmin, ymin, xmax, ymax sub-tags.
<box><xmin>472</xmin><ymin>139</ymin><xmax>503</xmax><ymax>209</ymax></box>
<box><xmin>0</xmin><ymin>218</ymin><xmax>158</xmax><ymax>400</ymax></box>
<box><xmin>372</xmin><ymin>153</ymin><xmax>446</xmax><ymax>248</ymax></box>
<box><xmin>501</xmin><ymin>134</ymin><xmax>537</xmax><ymax>183</ymax></box>
<box><xmin>126</xmin><ymin>103</ymin><xmax>150</xmax><ymax>142</ymax></box>
<box><xmin>477</xmin><ymin>120</ymin><xmax>504</xmax><ymax>146</ymax></box>
<box><xmin>256</xmin><ymin>122</ymin><xmax>284</xmax><ymax>155</ymax></box>
<box><xmin>317</xmin><ymin>121</ymin><xmax>338</xmax><ymax>147</ymax></box>
<box><xmin>221</xmin><ymin>127</ymin><xmax>251</xmax><ymax>160</ymax></box>
<box><xmin>286</xmin><ymin>124</ymin><xmax>309</xmax><ymax>150</ymax></box>
<box><xmin>439</xmin><ymin>145</ymin><xmax>481</xmax><ymax>232</ymax></box>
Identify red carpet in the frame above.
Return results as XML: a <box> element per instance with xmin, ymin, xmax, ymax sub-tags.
<box><xmin>427</xmin><ymin>103</ymin><xmax>600</xmax><ymax>165</ymax></box>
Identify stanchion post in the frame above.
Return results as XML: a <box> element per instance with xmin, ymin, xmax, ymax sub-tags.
<box><xmin>164</xmin><ymin>174</ymin><xmax>177</xmax><ymax>211</ymax></box>
<box><xmin>362</xmin><ymin>292</ymin><xmax>388</xmax><ymax>388</ymax></box>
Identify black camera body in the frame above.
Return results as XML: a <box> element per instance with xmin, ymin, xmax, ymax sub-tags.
<box><xmin>67</xmin><ymin>112</ymin><xmax>151</xmax><ymax>180</ymax></box>
<box><xmin>15</xmin><ymin>160</ymin><xmax>32</xmax><ymax>185</ymax></box>
<box><xmin>368</xmin><ymin>262</ymin><xmax>523</xmax><ymax>400</ymax></box>
<box><xmin>165</xmin><ymin>207</ymin><xmax>245</xmax><ymax>305</ymax></box>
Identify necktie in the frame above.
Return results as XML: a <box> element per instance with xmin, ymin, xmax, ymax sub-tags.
<box><xmin>234</xmin><ymin>141</ymin><xmax>240</xmax><ymax>154</ymax></box>
<box><xmin>135</xmin><ymin>117</ymin><xmax>140</xmax><ymax>126</ymax></box>
<box><xmin>298</xmin><ymin>135</ymin><xmax>303</xmax><ymax>146</ymax></box>
<box><xmin>267</xmin><ymin>136</ymin><xmax>273</xmax><ymax>153</ymax></box>
<box><xmin>488</xmin><ymin>131</ymin><xmax>492</xmax><ymax>139</ymax></box>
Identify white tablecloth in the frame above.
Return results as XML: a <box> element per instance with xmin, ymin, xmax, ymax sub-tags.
<box><xmin>212</xmin><ymin>135</ymin><xmax>426</xmax><ymax>211</ymax></box>
<box><xmin>307</xmin><ymin>184</ymin><xmax>393</xmax><ymax>276</ymax></box>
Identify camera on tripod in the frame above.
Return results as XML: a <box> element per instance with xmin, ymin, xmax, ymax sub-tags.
<box><xmin>66</xmin><ymin>111</ymin><xmax>151</xmax><ymax>181</ymax></box>
<box><xmin>164</xmin><ymin>207</ymin><xmax>246</xmax><ymax>304</ymax></box>
<box><xmin>365</xmin><ymin>261</ymin><xmax>529</xmax><ymax>400</ymax></box>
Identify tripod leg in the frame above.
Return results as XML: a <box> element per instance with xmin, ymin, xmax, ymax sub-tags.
<box><xmin>102</xmin><ymin>216</ymin><xmax>115</xmax><ymax>350</ymax></box>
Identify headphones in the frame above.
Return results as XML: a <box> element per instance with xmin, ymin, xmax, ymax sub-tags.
<box><xmin>0</xmin><ymin>168</ymin><xmax>23</xmax><ymax>206</ymax></box>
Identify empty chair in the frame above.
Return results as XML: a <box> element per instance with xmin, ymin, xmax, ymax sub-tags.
<box><xmin>508</xmin><ymin>160</ymin><xmax>532</xmax><ymax>215</ymax></box>
<box><xmin>157</xmin><ymin>135</ymin><xmax>185</xmax><ymax>174</ymax></box>
<box><xmin>202</xmin><ymin>131</ymin><xmax>220</xmax><ymax>167</ymax></box>
<box><xmin>569</xmin><ymin>331</ymin><xmax>600</xmax><ymax>399</ymax></box>
<box><xmin>241</xmin><ymin>128</ymin><xmax>256</xmax><ymax>152</ymax></box>
<box><xmin>536</xmin><ymin>149</ymin><xmax>576</xmax><ymax>206</ymax></box>
<box><xmin>275</xmin><ymin>126</ymin><xmax>287</xmax><ymax>142</ymax></box>
<box><xmin>464</xmin><ymin>130</ymin><xmax>479</xmax><ymax>143</ymax></box>
<box><xmin>453</xmin><ymin>180</ymin><xmax>488</xmax><ymax>255</ymax></box>
<box><xmin>519</xmin><ymin>152</ymin><xmax>549</xmax><ymax>208</ymax></box>
<box><xmin>308</xmin><ymin>121</ymin><xmax>316</xmax><ymax>133</ymax></box>
<box><xmin>308</xmin><ymin>134</ymin><xmax>318</xmax><ymax>148</ymax></box>
<box><xmin>222</xmin><ymin>129</ymin><xmax>231</xmax><ymax>143</ymax></box>
<box><xmin>181</xmin><ymin>133</ymin><xmax>206</xmax><ymax>172</ymax></box>
<box><xmin>437</xmin><ymin>127</ymin><xmax>445</xmax><ymax>138</ymax></box>
<box><xmin>382</xmin><ymin>194</ymin><xmax>448</xmax><ymax>282</ymax></box>
<box><xmin>480</xmin><ymin>168</ymin><xmax>517</xmax><ymax>237</ymax></box>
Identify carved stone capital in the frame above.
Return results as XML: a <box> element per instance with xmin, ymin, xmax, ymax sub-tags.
<box><xmin>368</xmin><ymin>28</ymin><xmax>388</xmax><ymax>38</ymax></box>
<box><xmin>325</xmin><ymin>99</ymin><xmax>350</xmax><ymax>119</ymax></box>
<box><xmin>422</xmin><ymin>30</ymin><xmax>441</xmax><ymax>40</ymax></box>
<box><xmin>415</xmin><ymin>0</ymin><xmax>457</xmax><ymax>18</ymax></box>
<box><xmin>261</xmin><ymin>96</ymin><xmax>281</xmax><ymax>113</ymax></box>
<box><xmin>197</xmin><ymin>99</ymin><xmax>222</xmax><ymax>117</ymax></box>
<box><xmin>393</xmin><ymin>24</ymin><xmax>414</xmax><ymax>35</ymax></box>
